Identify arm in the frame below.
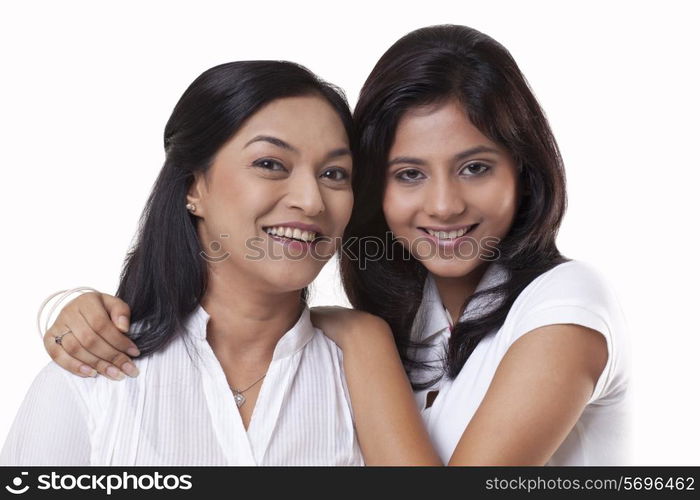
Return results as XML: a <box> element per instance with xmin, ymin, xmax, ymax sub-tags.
<box><xmin>311</xmin><ymin>307</ymin><xmax>441</xmax><ymax>466</ymax></box>
<box><xmin>448</xmin><ymin>324</ymin><xmax>607</xmax><ymax>465</ymax></box>
<box><xmin>0</xmin><ymin>364</ymin><xmax>92</xmax><ymax>465</ymax></box>
<box><xmin>43</xmin><ymin>291</ymin><xmax>138</xmax><ymax>380</ymax></box>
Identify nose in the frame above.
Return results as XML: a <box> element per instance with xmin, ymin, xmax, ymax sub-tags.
<box><xmin>285</xmin><ymin>168</ymin><xmax>325</xmax><ymax>216</ymax></box>
<box><xmin>423</xmin><ymin>175</ymin><xmax>467</xmax><ymax>220</ymax></box>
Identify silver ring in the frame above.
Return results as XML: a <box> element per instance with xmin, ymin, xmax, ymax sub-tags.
<box><xmin>54</xmin><ymin>330</ymin><xmax>72</xmax><ymax>345</ymax></box>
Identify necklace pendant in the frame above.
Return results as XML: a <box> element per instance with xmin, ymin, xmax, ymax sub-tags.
<box><xmin>233</xmin><ymin>391</ymin><xmax>246</xmax><ymax>408</ymax></box>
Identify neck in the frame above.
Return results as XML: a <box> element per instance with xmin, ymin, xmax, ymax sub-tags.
<box><xmin>201</xmin><ymin>266</ymin><xmax>304</xmax><ymax>364</ymax></box>
<box><xmin>432</xmin><ymin>264</ymin><xmax>488</xmax><ymax>324</ymax></box>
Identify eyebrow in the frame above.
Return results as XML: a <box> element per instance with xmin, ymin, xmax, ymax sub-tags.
<box><xmin>245</xmin><ymin>135</ymin><xmax>298</xmax><ymax>153</ymax></box>
<box><xmin>245</xmin><ymin>135</ymin><xmax>350</xmax><ymax>162</ymax></box>
<box><xmin>388</xmin><ymin>145</ymin><xmax>502</xmax><ymax>167</ymax></box>
<box><xmin>323</xmin><ymin>147</ymin><xmax>352</xmax><ymax>162</ymax></box>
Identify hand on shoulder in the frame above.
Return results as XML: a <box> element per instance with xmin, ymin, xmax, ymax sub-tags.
<box><xmin>43</xmin><ymin>291</ymin><xmax>137</xmax><ymax>380</ymax></box>
<box><xmin>310</xmin><ymin>306</ymin><xmax>392</xmax><ymax>350</ymax></box>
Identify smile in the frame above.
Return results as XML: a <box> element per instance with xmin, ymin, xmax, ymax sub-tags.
<box><xmin>263</xmin><ymin>224</ymin><xmax>320</xmax><ymax>244</ymax></box>
<box><xmin>419</xmin><ymin>224</ymin><xmax>479</xmax><ymax>241</ymax></box>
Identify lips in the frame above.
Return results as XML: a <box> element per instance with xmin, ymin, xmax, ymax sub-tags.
<box><xmin>264</xmin><ymin>226</ymin><xmax>317</xmax><ymax>243</ymax></box>
<box><xmin>419</xmin><ymin>223</ymin><xmax>479</xmax><ymax>241</ymax></box>
<box><xmin>262</xmin><ymin>221</ymin><xmax>325</xmax><ymax>245</ymax></box>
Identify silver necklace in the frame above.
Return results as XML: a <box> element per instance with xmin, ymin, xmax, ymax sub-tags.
<box><xmin>229</xmin><ymin>374</ymin><xmax>266</xmax><ymax>408</ymax></box>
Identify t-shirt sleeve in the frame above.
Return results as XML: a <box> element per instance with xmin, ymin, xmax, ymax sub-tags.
<box><xmin>504</xmin><ymin>261</ymin><xmax>627</xmax><ymax>404</ymax></box>
<box><xmin>0</xmin><ymin>362</ymin><xmax>92</xmax><ymax>465</ymax></box>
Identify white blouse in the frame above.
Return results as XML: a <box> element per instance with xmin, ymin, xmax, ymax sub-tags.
<box><xmin>410</xmin><ymin>260</ymin><xmax>630</xmax><ymax>465</ymax></box>
<box><xmin>1</xmin><ymin>305</ymin><xmax>363</xmax><ymax>466</ymax></box>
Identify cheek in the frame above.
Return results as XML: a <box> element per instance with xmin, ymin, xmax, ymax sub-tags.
<box><xmin>477</xmin><ymin>177</ymin><xmax>519</xmax><ymax>231</ymax></box>
<box><xmin>203</xmin><ymin>177</ymin><xmax>276</xmax><ymax>250</ymax></box>
<box><xmin>202</xmin><ymin>169</ymin><xmax>237</xmax><ymax>214</ymax></box>
<box><xmin>382</xmin><ymin>184</ymin><xmax>415</xmax><ymax>233</ymax></box>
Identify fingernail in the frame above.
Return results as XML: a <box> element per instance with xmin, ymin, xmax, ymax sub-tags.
<box><xmin>121</xmin><ymin>362</ymin><xmax>140</xmax><ymax>378</ymax></box>
<box><xmin>127</xmin><ymin>346</ymin><xmax>140</xmax><ymax>357</ymax></box>
<box><xmin>79</xmin><ymin>365</ymin><xmax>97</xmax><ymax>377</ymax></box>
<box><xmin>117</xmin><ymin>316</ymin><xmax>130</xmax><ymax>332</ymax></box>
<box><xmin>106</xmin><ymin>366</ymin><xmax>125</xmax><ymax>380</ymax></box>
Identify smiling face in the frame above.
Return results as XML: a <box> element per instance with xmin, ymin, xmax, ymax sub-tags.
<box><xmin>187</xmin><ymin>94</ymin><xmax>353</xmax><ymax>294</ymax></box>
<box><xmin>382</xmin><ymin>99</ymin><xmax>519</xmax><ymax>279</ymax></box>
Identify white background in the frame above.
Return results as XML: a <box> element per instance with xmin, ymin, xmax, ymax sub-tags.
<box><xmin>1</xmin><ymin>0</ymin><xmax>698</xmax><ymax>465</ymax></box>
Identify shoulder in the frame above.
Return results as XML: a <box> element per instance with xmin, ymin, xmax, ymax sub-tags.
<box><xmin>506</xmin><ymin>260</ymin><xmax>623</xmax><ymax>329</ymax></box>
<box><xmin>33</xmin><ymin>361</ymin><xmax>96</xmax><ymax>393</ymax></box>
<box><xmin>507</xmin><ymin>259</ymin><xmax>622</xmax><ymax>325</ymax></box>
<box><xmin>12</xmin><ymin>361</ymin><xmax>95</xmax><ymax>422</ymax></box>
<box><xmin>34</xmin><ymin>356</ymin><xmax>151</xmax><ymax>409</ymax></box>
<box><xmin>501</xmin><ymin>260</ymin><xmax>628</xmax><ymax>403</ymax></box>
<box><xmin>522</xmin><ymin>260</ymin><xmax>615</xmax><ymax>305</ymax></box>
<box><xmin>1</xmin><ymin>362</ymin><xmax>94</xmax><ymax>465</ymax></box>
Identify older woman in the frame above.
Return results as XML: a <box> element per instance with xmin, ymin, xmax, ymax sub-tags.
<box><xmin>1</xmin><ymin>60</ymin><xmax>436</xmax><ymax>466</ymax></box>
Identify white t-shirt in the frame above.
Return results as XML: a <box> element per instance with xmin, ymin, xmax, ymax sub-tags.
<box><xmin>410</xmin><ymin>260</ymin><xmax>630</xmax><ymax>465</ymax></box>
<box><xmin>1</xmin><ymin>305</ymin><xmax>363</xmax><ymax>466</ymax></box>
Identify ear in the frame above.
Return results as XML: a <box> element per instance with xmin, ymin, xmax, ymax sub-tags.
<box><xmin>186</xmin><ymin>171</ymin><xmax>208</xmax><ymax>218</ymax></box>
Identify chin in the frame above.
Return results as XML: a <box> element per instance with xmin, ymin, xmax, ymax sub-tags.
<box><xmin>420</xmin><ymin>257</ymin><xmax>483</xmax><ymax>279</ymax></box>
<box><xmin>261</xmin><ymin>259</ymin><xmax>325</xmax><ymax>292</ymax></box>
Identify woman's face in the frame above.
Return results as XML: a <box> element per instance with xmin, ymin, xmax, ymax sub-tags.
<box><xmin>188</xmin><ymin>95</ymin><xmax>353</xmax><ymax>293</ymax></box>
<box><xmin>382</xmin><ymin>99</ymin><xmax>519</xmax><ymax>279</ymax></box>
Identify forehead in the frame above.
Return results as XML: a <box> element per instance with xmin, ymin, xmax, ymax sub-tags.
<box><xmin>390</xmin><ymin>100</ymin><xmax>497</xmax><ymax>154</ymax></box>
<box><xmin>233</xmin><ymin>95</ymin><xmax>349</xmax><ymax>149</ymax></box>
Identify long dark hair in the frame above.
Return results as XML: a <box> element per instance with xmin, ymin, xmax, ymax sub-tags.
<box><xmin>117</xmin><ymin>61</ymin><xmax>355</xmax><ymax>356</ymax></box>
<box><xmin>341</xmin><ymin>25</ymin><xmax>568</xmax><ymax>385</ymax></box>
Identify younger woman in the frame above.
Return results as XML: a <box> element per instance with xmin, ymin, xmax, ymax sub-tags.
<box><xmin>338</xmin><ymin>25</ymin><xmax>629</xmax><ymax>465</ymax></box>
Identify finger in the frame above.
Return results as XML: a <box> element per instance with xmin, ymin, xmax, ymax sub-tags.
<box><xmin>47</xmin><ymin>309</ymin><xmax>140</xmax><ymax>379</ymax></box>
<box><xmin>47</xmin><ymin>327</ymin><xmax>130</xmax><ymax>381</ymax></box>
<box><xmin>69</xmin><ymin>312</ymin><xmax>138</xmax><ymax>378</ymax></box>
<box><xmin>45</xmin><ymin>320</ymin><xmax>124</xmax><ymax>379</ymax></box>
<box><xmin>44</xmin><ymin>326</ymin><xmax>97</xmax><ymax>378</ymax></box>
<box><xmin>100</xmin><ymin>293</ymin><xmax>133</xmax><ymax>336</ymax></box>
<box><xmin>77</xmin><ymin>294</ymin><xmax>139</xmax><ymax>357</ymax></box>
<box><xmin>45</xmin><ymin>322</ymin><xmax>104</xmax><ymax>369</ymax></box>
<box><xmin>44</xmin><ymin>300</ymin><xmax>134</xmax><ymax>379</ymax></box>
<box><xmin>57</xmin><ymin>333</ymin><xmax>129</xmax><ymax>381</ymax></box>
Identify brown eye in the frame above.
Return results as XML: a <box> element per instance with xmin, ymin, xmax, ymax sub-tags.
<box><xmin>321</xmin><ymin>167</ymin><xmax>349</xmax><ymax>182</ymax></box>
<box><xmin>396</xmin><ymin>168</ymin><xmax>425</xmax><ymax>182</ymax></box>
<box><xmin>253</xmin><ymin>158</ymin><xmax>287</xmax><ymax>172</ymax></box>
<box><xmin>459</xmin><ymin>162</ymin><xmax>490</xmax><ymax>176</ymax></box>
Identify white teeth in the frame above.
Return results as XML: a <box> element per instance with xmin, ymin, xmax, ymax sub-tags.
<box><xmin>265</xmin><ymin>226</ymin><xmax>317</xmax><ymax>242</ymax></box>
<box><xmin>425</xmin><ymin>226</ymin><xmax>471</xmax><ymax>240</ymax></box>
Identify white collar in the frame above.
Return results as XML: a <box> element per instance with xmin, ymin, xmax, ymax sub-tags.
<box><xmin>184</xmin><ymin>304</ymin><xmax>316</xmax><ymax>361</ymax></box>
<box><xmin>413</xmin><ymin>263</ymin><xmax>509</xmax><ymax>342</ymax></box>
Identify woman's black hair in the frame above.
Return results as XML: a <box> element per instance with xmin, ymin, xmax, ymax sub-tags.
<box><xmin>117</xmin><ymin>60</ymin><xmax>355</xmax><ymax>356</ymax></box>
<box><xmin>341</xmin><ymin>25</ymin><xmax>569</xmax><ymax>386</ymax></box>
